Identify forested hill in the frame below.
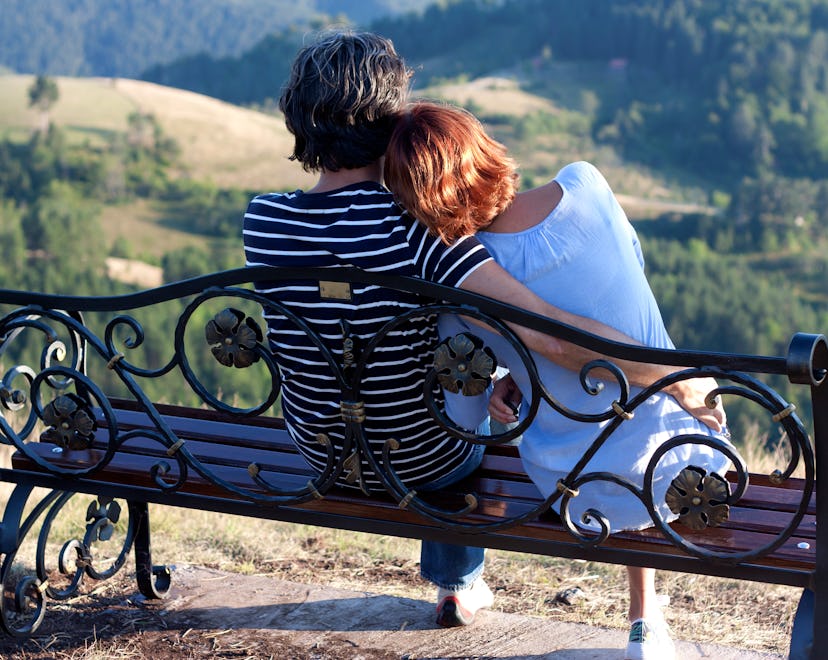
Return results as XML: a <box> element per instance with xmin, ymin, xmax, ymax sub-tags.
<box><xmin>143</xmin><ymin>0</ymin><xmax>828</xmax><ymax>186</ymax></box>
<box><xmin>0</xmin><ymin>0</ymin><xmax>434</xmax><ymax>78</ymax></box>
<box><xmin>6</xmin><ymin>0</ymin><xmax>828</xmax><ymax>185</ymax></box>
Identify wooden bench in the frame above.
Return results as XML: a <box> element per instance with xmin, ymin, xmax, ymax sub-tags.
<box><xmin>0</xmin><ymin>266</ymin><xmax>825</xmax><ymax>655</ymax></box>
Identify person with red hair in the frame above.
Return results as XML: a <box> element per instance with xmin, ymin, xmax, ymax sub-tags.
<box><xmin>384</xmin><ymin>101</ymin><xmax>733</xmax><ymax>660</ymax></box>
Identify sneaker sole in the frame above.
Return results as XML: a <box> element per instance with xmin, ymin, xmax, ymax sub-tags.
<box><xmin>435</xmin><ymin>596</ymin><xmax>474</xmax><ymax>627</ymax></box>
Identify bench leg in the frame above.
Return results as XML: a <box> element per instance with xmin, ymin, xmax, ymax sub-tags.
<box><xmin>812</xmin><ymin>375</ymin><xmax>828</xmax><ymax>660</ymax></box>
<box><xmin>0</xmin><ymin>483</ymin><xmax>62</xmax><ymax>637</ymax></box>
<box><xmin>789</xmin><ymin>588</ymin><xmax>814</xmax><ymax>660</ymax></box>
<box><xmin>128</xmin><ymin>501</ymin><xmax>171</xmax><ymax>599</ymax></box>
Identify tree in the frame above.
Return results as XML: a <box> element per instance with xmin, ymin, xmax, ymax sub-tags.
<box><xmin>0</xmin><ymin>201</ymin><xmax>26</xmax><ymax>288</ymax></box>
<box><xmin>27</xmin><ymin>75</ymin><xmax>59</xmax><ymax>132</ymax></box>
<box><xmin>24</xmin><ymin>180</ymin><xmax>106</xmax><ymax>293</ymax></box>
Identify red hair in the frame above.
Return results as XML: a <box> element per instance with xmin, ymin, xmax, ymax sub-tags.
<box><xmin>384</xmin><ymin>102</ymin><xmax>518</xmax><ymax>243</ymax></box>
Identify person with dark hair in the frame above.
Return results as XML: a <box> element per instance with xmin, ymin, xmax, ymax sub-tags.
<box><xmin>243</xmin><ymin>31</ymin><xmax>725</xmax><ymax>630</ymax></box>
<box><xmin>383</xmin><ymin>101</ymin><xmax>733</xmax><ymax>659</ymax></box>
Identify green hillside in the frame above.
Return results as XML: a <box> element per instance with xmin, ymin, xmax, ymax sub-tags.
<box><xmin>0</xmin><ymin>71</ymin><xmax>716</xmax><ymax>256</ymax></box>
<box><xmin>0</xmin><ymin>74</ymin><xmax>318</xmax><ymax>264</ymax></box>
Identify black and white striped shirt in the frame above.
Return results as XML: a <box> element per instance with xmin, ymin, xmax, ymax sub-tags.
<box><xmin>243</xmin><ymin>181</ymin><xmax>492</xmax><ymax>492</ymax></box>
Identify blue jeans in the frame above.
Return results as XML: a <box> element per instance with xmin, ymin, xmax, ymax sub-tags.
<box><xmin>418</xmin><ymin>443</ymin><xmax>486</xmax><ymax>590</ymax></box>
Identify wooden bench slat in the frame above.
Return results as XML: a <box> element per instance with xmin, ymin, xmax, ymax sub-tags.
<box><xmin>18</xmin><ymin>400</ymin><xmax>817</xmax><ymax>575</ymax></box>
<box><xmin>20</xmin><ymin>403</ymin><xmax>818</xmax><ymax>544</ymax></box>
<box><xmin>12</xmin><ymin>433</ymin><xmax>816</xmax><ymax>572</ymax></box>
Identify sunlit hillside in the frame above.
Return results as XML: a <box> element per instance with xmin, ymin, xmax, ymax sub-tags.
<box><xmin>0</xmin><ymin>72</ymin><xmax>715</xmax><ymax>239</ymax></box>
<box><xmin>0</xmin><ymin>75</ymin><xmax>315</xmax><ymax>191</ymax></box>
<box><xmin>416</xmin><ymin>75</ymin><xmax>714</xmax><ymax>218</ymax></box>
<box><xmin>417</xmin><ymin>76</ymin><xmax>560</xmax><ymax>117</ymax></box>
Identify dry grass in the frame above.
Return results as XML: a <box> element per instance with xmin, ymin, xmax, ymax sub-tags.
<box><xmin>0</xmin><ymin>72</ymin><xmax>698</xmax><ymax>208</ymax></box>
<box><xmin>0</xmin><ymin>75</ymin><xmax>135</xmax><ymax>142</ymax></box>
<box><xmin>101</xmin><ymin>506</ymin><xmax>797</xmax><ymax>655</ymax></box>
<box><xmin>0</xmin><ymin>73</ymin><xmax>711</xmax><ymax>250</ymax></box>
<box><xmin>112</xmin><ymin>78</ymin><xmax>314</xmax><ymax>191</ymax></box>
<box><xmin>414</xmin><ymin>73</ymin><xmax>712</xmax><ymax>208</ymax></box>
<box><xmin>416</xmin><ymin>76</ymin><xmax>561</xmax><ymax>117</ymax></box>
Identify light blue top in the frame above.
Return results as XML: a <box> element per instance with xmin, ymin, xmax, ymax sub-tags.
<box><xmin>441</xmin><ymin>161</ymin><xmax>732</xmax><ymax>532</ymax></box>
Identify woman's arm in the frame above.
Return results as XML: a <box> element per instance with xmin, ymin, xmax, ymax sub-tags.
<box><xmin>459</xmin><ymin>261</ymin><xmax>725</xmax><ymax>431</ymax></box>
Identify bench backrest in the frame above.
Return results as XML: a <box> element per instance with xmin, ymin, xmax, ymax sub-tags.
<box><xmin>0</xmin><ymin>266</ymin><xmax>825</xmax><ymax>577</ymax></box>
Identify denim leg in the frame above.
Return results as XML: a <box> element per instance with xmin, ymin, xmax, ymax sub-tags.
<box><xmin>420</xmin><ymin>539</ymin><xmax>485</xmax><ymax>590</ymax></box>
<box><xmin>418</xmin><ymin>443</ymin><xmax>487</xmax><ymax>589</ymax></box>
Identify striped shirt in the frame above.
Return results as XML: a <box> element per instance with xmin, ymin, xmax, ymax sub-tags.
<box><xmin>243</xmin><ymin>181</ymin><xmax>492</xmax><ymax>493</ymax></box>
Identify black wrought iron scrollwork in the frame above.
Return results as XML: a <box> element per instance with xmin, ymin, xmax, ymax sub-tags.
<box><xmin>0</xmin><ymin>268</ymin><xmax>821</xmax><ymax>637</ymax></box>
<box><xmin>0</xmin><ymin>488</ymin><xmax>135</xmax><ymax>637</ymax></box>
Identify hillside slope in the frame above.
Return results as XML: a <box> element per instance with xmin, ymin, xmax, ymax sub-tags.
<box><xmin>0</xmin><ymin>75</ymin><xmax>314</xmax><ymax>191</ymax></box>
<box><xmin>1</xmin><ymin>72</ymin><xmax>713</xmax><ymax>213</ymax></box>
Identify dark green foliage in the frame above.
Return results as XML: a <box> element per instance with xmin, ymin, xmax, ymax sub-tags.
<box><xmin>159</xmin><ymin>181</ymin><xmax>250</xmax><ymax>239</ymax></box>
<box><xmin>142</xmin><ymin>31</ymin><xmax>306</xmax><ymax>106</ymax></box>
<box><xmin>0</xmin><ymin>0</ymin><xmax>432</xmax><ymax>77</ymax></box>
<box><xmin>27</xmin><ymin>75</ymin><xmax>59</xmax><ymax>110</ymax></box>
<box><xmin>0</xmin><ymin>119</ymin><xmax>260</xmax><ymax>407</ymax></box>
<box><xmin>0</xmin><ymin>201</ymin><xmax>26</xmax><ymax>282</ymax></box>
<box><xmin>0</xmin><ymin>0</ymin><xmax>313</xmax><ymax>77</ymax></box>
<box><xmin>24</xmin><ymin>181</ymin><xmax>106</xmax><ymax>294</ymax></box>
<box><xmin>9</xmin><ymin>0</ymin><xmax>828</xmax><ymax>181</ymax></box>
<box><xmin>161</xmin><ymin>245</ymin><xmax>241</xmax><ymax>284</ymax></box>
<box><xmin>636</xmin><ymin>174</ymin><xmax>828</xmax><ymax>260</ymax></box>
<box><xmin>640</xmin><ymin>233</ymin><xmax>828</xmax><ymax>441</ymax></box>
<box><xmin>130</xmin><ymin>0</ymin><xmax>828</xmax><ymax>183</ymax></box>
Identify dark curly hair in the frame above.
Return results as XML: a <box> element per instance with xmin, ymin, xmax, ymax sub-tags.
<box><xmin>279</xmin><ymin>30</ymin><xmax>412</xmax><ymax>172</ymax></box>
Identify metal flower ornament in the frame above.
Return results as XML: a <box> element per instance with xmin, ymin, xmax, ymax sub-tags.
<box><xmin>434</xmin><ymin>333</ymin><xmax>497</xmax><ymax>396</ymax></box>
<box><xmin>86</xmin><ymin>496</ymin><xmax>122</xmax><ymax>543</ymax></box>
<box><xmin>39</xmin><ymin>394</ymin><xmax>97</xmax><ymax>450</ymax></box>
<box><xmin>205</xmin><ymin>308</ymin><xmax>263</xmax><ymax>368</ymax></box>
<box><xmin>665</xmin><ymin>465</ymin><xmax>731</xmax><ymax>531</ymax></box>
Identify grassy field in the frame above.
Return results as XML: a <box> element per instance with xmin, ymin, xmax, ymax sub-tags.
<box><xmin>1</xmin><ymin>73</ymin><xmax>709</xmax><ymax>203</ymax></box>
<box><xmin>0</xmin><ymin>74</ymin><xmax>316</xmax><ymax>263</ymax></box>
<box><xmin>415</xmin><ymin>72</ymin><xmax>713</xmax><ymax>212</ymax></box>
<box><xmin>98</xmin><ymin>199</ymin><xmax>211</xmax><ymax>263</ymax></box>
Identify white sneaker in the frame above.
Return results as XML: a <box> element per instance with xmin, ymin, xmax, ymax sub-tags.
<box><xmin>624</xmin><ymin>617</ymin><xmax>675</xmax><ymax>660</ymax></box>
<box><xmin>435</xmin><ymin>578</ymin><xmax>494</xmax><ymax>627</ymax></box>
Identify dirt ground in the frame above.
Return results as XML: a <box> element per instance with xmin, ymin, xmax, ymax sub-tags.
<box><xmin>2</xmin><ymin>554</ymin><xmax>796</xmax><ymax>660</ymax></box>
<box><xmin>2</xmin><ymin>569</ymin><xmax>400</xmax><ymax>660</ymax></box>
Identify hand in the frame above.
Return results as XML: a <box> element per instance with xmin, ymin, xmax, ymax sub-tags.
<box><xmin>665</xmin><ymin>377</ymin><xmax>726</xmax><ymax>432</ymax></box>
<box><xmin>488</xmin><ymin>374</ymin><xmax>522</xmax><ymax>425</ymax></box>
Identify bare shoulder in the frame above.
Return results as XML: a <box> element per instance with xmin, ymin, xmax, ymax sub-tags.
<box><xmin>488</xmin><ymin>179</ymin><xmax>563</xmax><ymax>233</ymax></box>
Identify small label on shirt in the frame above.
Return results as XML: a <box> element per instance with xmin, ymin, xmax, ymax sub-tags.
<box><xmin>319</xmin><ymin>281</ymin><xmax>352</xmax><ymax>301</ymax></box>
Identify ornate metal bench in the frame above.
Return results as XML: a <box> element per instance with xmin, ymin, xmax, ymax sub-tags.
<box><xmin>0</xmin><ymin>267</ymin><xmax>824</xmax><ymax>656</ymax></box>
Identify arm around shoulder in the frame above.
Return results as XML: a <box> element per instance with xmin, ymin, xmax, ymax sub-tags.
<box><xmin>458</xmin><ymin>261</ymin><xmax>725</xmax><ymax>431</ymax></box>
